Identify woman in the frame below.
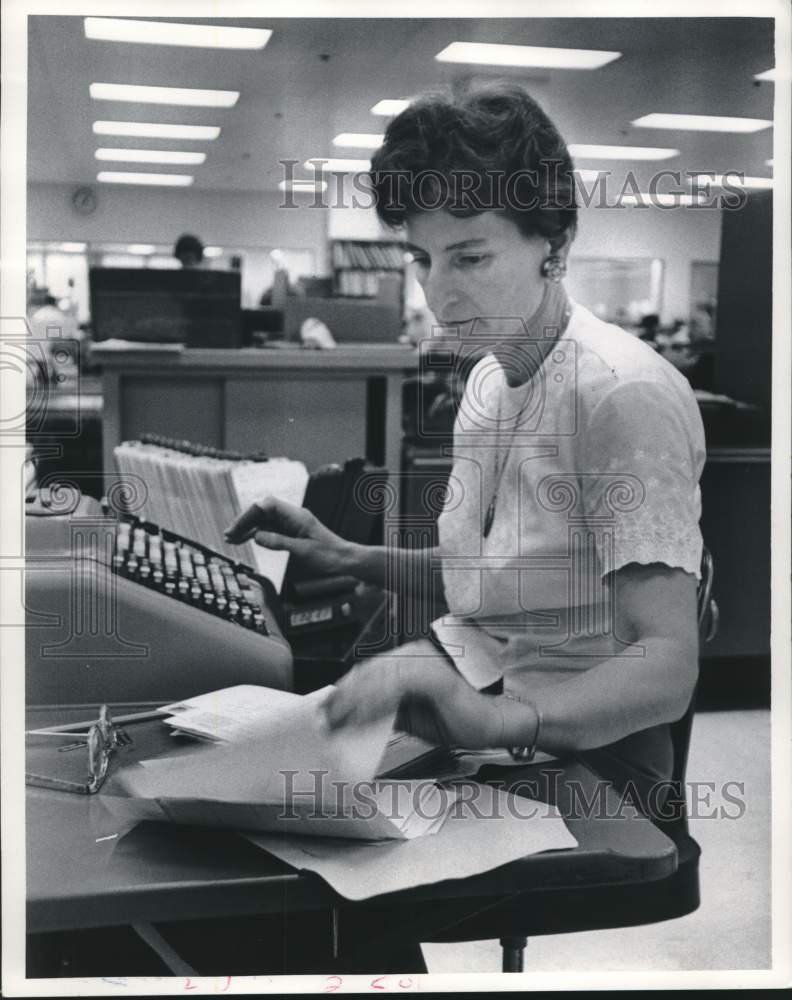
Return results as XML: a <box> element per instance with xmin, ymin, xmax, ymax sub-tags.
<box><xmin>227</xmin><ymin>84</ymin><xmax>705</xmax><ymax>810</ymax></box>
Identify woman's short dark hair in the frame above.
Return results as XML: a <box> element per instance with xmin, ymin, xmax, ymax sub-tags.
<box><xmin>174</xmin><ymin>233</ymin><xmax>204</xmax><ymax>263</ymax></box>
<box><xmin>369</xmin><ymin>84</ymin><xmax>577</xmax><ymax>245</ymax></box>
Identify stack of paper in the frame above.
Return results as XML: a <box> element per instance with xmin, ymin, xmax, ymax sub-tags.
<box><xmin>160</xmin><ymin>684</ymin><xmax>313</xmax><ymax>742</ymax></box>
<box><xmin>104</xmin><ymin>684</ymin><xmax>461</xmax><ymax>841</ymax></box>
<box><xmin>113</xmin><ymin>440</ymin><xmax>309</xmax><ymax>590</ymax></box>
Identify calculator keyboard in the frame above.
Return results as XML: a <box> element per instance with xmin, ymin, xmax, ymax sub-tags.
<box><xmin>111</xmin><ymin>519</ymin><xmax>270</xmax><ymax>635</ymax></box>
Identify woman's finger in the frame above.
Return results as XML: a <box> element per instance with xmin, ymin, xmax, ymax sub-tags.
<box><xmin>252</xmin><ymin>530</ymin><xmax>298</xmax><ymax>552</ymax></box>
<box><xmin>224</xmin><ymin>501</ymin><xmax>269</xmax><ymax>543</ymax></box>
<box><xmin>225</xmin><ymin>497</ymin><xmax>306</xmax><ymax>544</ymax></box>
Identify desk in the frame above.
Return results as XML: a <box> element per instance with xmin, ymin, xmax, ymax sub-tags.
<box><xmin>93</xmin><ymin>345</ymin><xmax>418</xmax><ymax>481</ymax></box>
<box><xmin>26</xmin><ymin>704</ymin><xmax>677</xmax><ymax>975</ymax></box>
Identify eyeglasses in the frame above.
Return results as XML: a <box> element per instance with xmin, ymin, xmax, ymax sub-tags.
<box><xmin>26</xmin><ymin>704</ymin><xmax>130</xmax><ymax>795</ymax></box>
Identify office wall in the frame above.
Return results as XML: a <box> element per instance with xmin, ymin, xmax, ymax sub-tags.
<box><xmin>28</xmin><ymin>181</ymin><xmax>722</xmax><ymax>324</ymax></box>
<box><xmin>573</xmin><ymin>203</ymin><xmax>722</xmax><ymax>324</ymax></box>
<box><xmin>27</xmin><ymin>182</ymin><xmax>330</xmax><ymax>272</ymax></box>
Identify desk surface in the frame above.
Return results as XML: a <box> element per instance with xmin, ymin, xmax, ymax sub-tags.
<box><xmin>27</xmin><ymin>704</ymin><xmax>677</xmax><ymax>935</ymax></box>
<box><xmin>91</xmin><ymin>345</ymin><xmax>419</xmax><ymax>373</ymax></box>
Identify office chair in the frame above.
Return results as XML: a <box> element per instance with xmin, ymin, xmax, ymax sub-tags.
<box><xmin>424</xmin><ymin>548</ymin><xmax>719</xmax><ymax>972</ymax></box>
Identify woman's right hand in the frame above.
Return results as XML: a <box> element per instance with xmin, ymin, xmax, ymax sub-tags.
<box><xmin>224</xmin><ymin>497</ymin><xmax>355</xmax><ymax>578</ymax></box>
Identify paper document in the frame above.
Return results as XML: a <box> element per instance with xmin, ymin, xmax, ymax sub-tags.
<box><xmin>104</xmin><ymin>685</ymin><xmax>463</xmax><ymax>839</ymax></box>
<box><xmin>245</xmin><ymin>783</ymin><xmax>578</xmax><ymax>900</ymax></box>
<box><xmin>93</xmin><ymin>339</ymin><xmax>185</xmax><ymax>352</ymax></box>
<box><xmin>229</xmin><ymin>459</ymin><xmax>309</xmax><ymax>589</ymax></box>
<box><xmin>160</xmin><ymin>684</ymin><xmax>313</xmax><ymax>742</ymax></box>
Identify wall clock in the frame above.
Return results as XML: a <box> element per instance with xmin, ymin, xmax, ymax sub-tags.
<box><xmin>71</xmin><ymin>186</ymin><xmax>97</xmax><ymax>216</ymax></box>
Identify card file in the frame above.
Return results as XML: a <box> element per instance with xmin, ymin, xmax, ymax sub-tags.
<box><xmin>114</xmin><ymin>436</ymin><xmax>309</xmax><ymax>591</ymax></box>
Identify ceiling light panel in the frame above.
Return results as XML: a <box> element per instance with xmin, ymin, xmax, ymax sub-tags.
<box><xmin>632</xmin><ymin>113</ymin><xmax>772</xmax><ymax>133</ymax></box>
<box><xmin>435</xmin><ymin>42</ymin><xmax>621</xmax><ymax>70</ymax></box>
<box><xmin>620</xmin><ymin>193</ymin><xmax>706</xmax><ymax>207</ymax></box>
<box><xmin>93</xmin><ymin>121</ymin><xmax>220</xmax><ymax>140</ymax></box>
<box><xmin>90</xmin><ymin>83</ymin><xmax>239</xmax><ymax>108</ymax></box>
<box><xmin>690</xmin><ymin>174</ymin><xmax>773</xmax><ymax>189</ymax></box>
<box><xmin>569</xmin><ymin>144</ymin><xmax>679</xmax><ymax>160</ymax></box>
<box><xmin>333</xmin><ymin>133</ymin><xmax>385</xmax><ymax>149</ymax></box>
<box><xmin>95</xmin><ymin>148</ymin><xmax>206</xmax><ymax>164</ymax></box>
<box><xmin>85</xmin><ymin>18</ymin><xmax>271</xmax><ymax>50</ymax></box>
<box><xmin>371</xmin><ymin>99</ymin><xmax>411</xmax><ymax>116</ymax></box>
<box><xmin>304</xmin><ymin>158</ymin><xmax>371</xmax><ymax>172</ymax></box>
<box><xmin>278</xmin><ymin>180</ymin><xmax>328</xmax><ymax>192</ymax></box>
<box><xmin>97</xmin><ymin>171</ymin><xmax>194</xmax><ymax>186</ymax></box>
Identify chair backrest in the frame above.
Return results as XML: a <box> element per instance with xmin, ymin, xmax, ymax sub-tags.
<box><xmin>664</xmin><ymin>546</ymin><xmax>718</xmax><ymax>835</ymax></box>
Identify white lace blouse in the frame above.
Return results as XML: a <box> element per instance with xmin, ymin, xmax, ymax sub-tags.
<box><xmin>431</xmin><ymin>301</ymin><xmax>706</xmax><ymax>694</ymax></box>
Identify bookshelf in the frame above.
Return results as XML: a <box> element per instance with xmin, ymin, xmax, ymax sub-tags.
<box><xmin>331</xmin><ymin>239</ymin><xmax>406</xmax><ymax>299</ymax></box>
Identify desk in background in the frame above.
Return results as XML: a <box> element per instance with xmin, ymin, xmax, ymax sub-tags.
<box><xmin>93</xmin><ymin>345</ymin><xmax>418</xmax><ymax>487</ymax></box>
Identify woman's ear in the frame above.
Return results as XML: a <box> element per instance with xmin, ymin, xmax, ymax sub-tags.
<box><xmin>548</xmin><ymin>230</ymin><xmax>572</xmax><ymax>257</ymax></box>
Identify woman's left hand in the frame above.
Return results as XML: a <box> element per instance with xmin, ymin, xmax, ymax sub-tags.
<box><xmin>323</xmin><ymin>655</ymin><xmax>504</xmax><ymax>749</ymax></box>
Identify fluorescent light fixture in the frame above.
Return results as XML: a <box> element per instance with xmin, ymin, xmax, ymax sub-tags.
<box><xmin>125</xmin><ymin>244</ymin><xmax>156</xmax><ymax>254</ymax></box>
<box><xmin>632</xmin><ymin>113</ymin><xmax>772</xmax><ymax>133</ymax></box>
<box><xmin>574</xmin><ymin>169</ymin><xmax>606</xmax><ymax>183</ymax></box>
<box><xmin>304</xmin><ymin>158</ymin><xmax>371</xmax><ymax>172</ymax></box>
<box><xmin>95</xmin><ymin>148</ymin><xmax>206</xmax><ymax>164</ymax></box>
<box><xmin>85</xmin><ymin>17</ymin><xmax>271</xmax><ymax>49</ymax></box>
<box><xmin>371</xmin><ymin>99</ymin><xmax>411</xmax><ymax>116</ymax></box>
<box><xmin>333</xmin><ymin>133</ymin><xmax>385</xmax><ymax>149</ymax></box>
<box><xmin>278</xmin><ymin>180</ymin><xmax>328</xmax><ymax>193</ymax></box>
<box><xmin>435</xmin><ymin>42</ymin><xmax>621</xmax><ymax>70</ymax></box>
<box><xmin>57</xmin><ymin>242</ymin><xmax>87</xmax><ymax>253</ymax></box>
<box><xmin>90</xmin><ymin>83</ymin><xmax>239</xmax><ymax>108</ymax></box>
<box><xmin>620</xmin><ymin>192</ymin><xmax>706</xmax><ymax>207</ymax></box>
<box><xmin>568</xmin><ymin>143</ymin><xmax>679</xmax><ymax>161</ymax></box>
<box><xmin>97</xmin><ymin>171</ymin><xmax>194</xmax><ymax>186</ymax></box>
<box><xmin>690</xmin><ymin>173</ymin><xmax>773</xmax><ymax>190</ymax></box>
<box><xmin>93</xmin><ymin>121</ymin><xmax>220</xmax><ymax>140</ymax></box>
<box><xmin>754</xmin><ymin>68</ymin><xmax>775</xmax><ymax>81</ymax></box>
<box><xmin>203</xmin><ymin>246</ymin><xmax>224</xmax><ymax>258</ymax></box>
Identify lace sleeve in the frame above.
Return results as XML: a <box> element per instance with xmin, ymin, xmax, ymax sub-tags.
<box><xmin>580</xmin><ymin>378</ymin><xmax>705</xmax><ymax>580</ymax></box>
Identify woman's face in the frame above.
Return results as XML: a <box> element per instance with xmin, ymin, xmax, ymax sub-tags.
<box><xmin>405</xmin><ymin>210</ymin><xmax>548</xmax><ymax>347</ymax></box>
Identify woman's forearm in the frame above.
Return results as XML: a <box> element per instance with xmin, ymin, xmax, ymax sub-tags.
<box><xmin>498</xmin><ymin>637</ymin><xmax>698</xmax><ymax>754</ymax></box>
<box><xmin>341</xmin><ymin>542</ymin><xmax>446</xmax><ymax>607</ymax></box>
